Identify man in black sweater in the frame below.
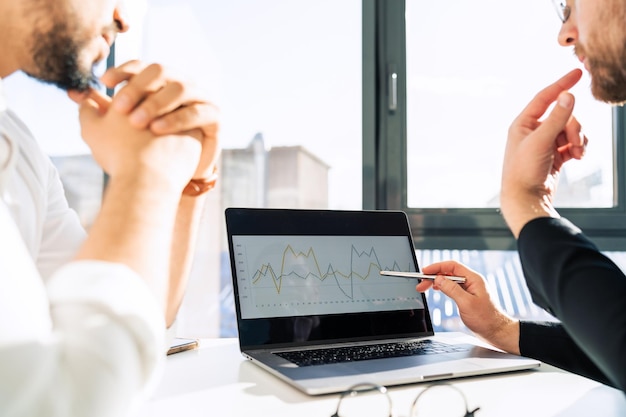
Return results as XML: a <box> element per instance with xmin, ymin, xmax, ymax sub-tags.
<box><xmin>416</xmin><ymin>0</ymin><xmax>626</xmax><ymax>393</ymax></box>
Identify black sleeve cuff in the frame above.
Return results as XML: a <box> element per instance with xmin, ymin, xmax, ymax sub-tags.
<box><xmin>519</xmin><ymin>321</ymin><xmax>613</xmax><ymax>387</ymax></box>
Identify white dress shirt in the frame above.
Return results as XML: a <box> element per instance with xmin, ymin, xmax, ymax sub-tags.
<box><xmin>0</xmin><ymin>79</ymin><xmax>166</xmax><ymax>417</ymax></box>
<box><xmin>0</xmin><ymin>80</ymin><xmax>86</xmax><ymax>280</ymax></box>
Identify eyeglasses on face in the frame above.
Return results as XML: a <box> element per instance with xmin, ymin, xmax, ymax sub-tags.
<box><xmin>551</xmin><ymin>0</ymin><xmax>571</xmax><ymax>23</ymax></box>
<box><xmin>331</xmin><ymin>382</ymin><xmax>480</xmax><ymax>417</ymax></box>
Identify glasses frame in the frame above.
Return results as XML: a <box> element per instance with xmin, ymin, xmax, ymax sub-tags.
<box><xmin>331</xmin><ymin>383</ymin><xmax>393</xmax><ymax>417</ymax></box>
<box><xmin>331</xmin><ymin>382</ymin><xmax>480</xmax><ymax>417</ymax></box>
<box><xmin>551</xmin><ymin>0</ymin><xmax>571</xmax><ymax>23</ymax></box>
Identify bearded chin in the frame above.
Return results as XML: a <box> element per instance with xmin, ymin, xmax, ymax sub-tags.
<box><xmin>28</xmin><ymin>28</ymin><xmax>99</xmax><ymax>92</ymax></box>
<box><xmin>55</xmin><ymin>65</ymin><xmax>98</xmax><ymax>92</ymax></box>
<box><xmin>588</xmin><ymin>50</ymin><xmax>626</xmax><ymax>105</ymax></box>
<box><xmin>26</xmin><ymin>55</ymin><xmax>98</xmax><ymax>92</ymax></box>
<box><xmin>590</xmin><ymin>72</ymin><xmax>626</xmax><ymax>106</ymax></box>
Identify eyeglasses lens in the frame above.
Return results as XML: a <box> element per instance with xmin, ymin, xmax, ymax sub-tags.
<box><xmin>409</xmin><ymin>384</ymin><xmax>471</xmax><ymax>417</ymax></box>
<box><xmin>551</xmin><ymin>0</ymin><xmax>570</xmax><ymax>23</ymax></box>
<box><xmin>333</xmin><ymin>384</ymin><xmax>391</xmax><ymax>417</ymax></box>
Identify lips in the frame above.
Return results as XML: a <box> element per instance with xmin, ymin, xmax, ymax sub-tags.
<box><xmin>95</xmin><ymin>37</ymin><xmax>112</xmax><ymax>63</ymax></box>
<box><xmin>576</xmin><ymin>54</ymin><xmax>589</xmax><ymax>72</ymax></box>
<box><xmin>102</xmin><ymin>30</ymin><xmax>117</xmax><ymax>49</ymax></box>
<box><xmin>97</xmin><ymin>27</ymin><xmax>118</xmax><ymax>61</ymax></box>
<box><xmin>581</xmin><ymin>58</ymin><xmax>590</xmax><ymax>72</ymax></box>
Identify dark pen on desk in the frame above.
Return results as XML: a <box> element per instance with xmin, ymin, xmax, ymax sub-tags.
<box><xmin>379</xmin><ymin>270</ymin><xmax>466</xmax><ymax>284</ymax></box>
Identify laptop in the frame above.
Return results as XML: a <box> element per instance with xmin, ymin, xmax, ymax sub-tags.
<box><xmin>225</xmin><ymin>208</ymin><xmax>540</xmax><ymax>395</ymax></box>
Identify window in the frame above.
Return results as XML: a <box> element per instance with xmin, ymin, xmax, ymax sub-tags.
<box><xmin>367</xmin><ymin>0</ymin><xmax>626</xmax><ymax>331</ymax></box>
<box><xmin>118</xmin><ymin>0</ymin><xmax>363</xmax><ymax>337</ymax></box>
<box><xmin>370</xmin><ymin>0</ymin><xmax>626</xmax><ymax>251</ymax></box>
<box><xmin>405</xmin><ymin>1</ymin><xmax>612</xmax><ymax>210</ymax></box>
<box><xmin>10</xmin><ymin>1</ymin><xmax>623</xmax><ymax>337</ymax></box>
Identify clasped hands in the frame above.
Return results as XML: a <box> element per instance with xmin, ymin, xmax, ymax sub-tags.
<box><xmin>68</xmin><ymin>60</ymin><xmax>219</xmax><ymax>195</ymax></box>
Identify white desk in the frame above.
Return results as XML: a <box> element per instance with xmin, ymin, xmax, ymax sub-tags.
<box><xmin>138</xmin><ymin>336</ymin><xmax>626</xmax><ymax>417</ymax></box>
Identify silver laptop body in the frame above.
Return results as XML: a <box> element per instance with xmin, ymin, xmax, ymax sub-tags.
<box><xmin>225</xmin><ymin>208</ymin><xmax>540</xmax><ymax>395</ymax></box>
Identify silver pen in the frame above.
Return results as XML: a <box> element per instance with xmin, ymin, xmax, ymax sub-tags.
<box><xmin>379</xmin><ymin>270</ymin><xmax>466</xmax><ymax>284</ymax></box>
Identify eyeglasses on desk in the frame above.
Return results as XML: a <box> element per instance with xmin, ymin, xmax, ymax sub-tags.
<box><xmin>331</xmin><ymin>382</ymin><xmax>480</xmax><ymax>417</ymax></box>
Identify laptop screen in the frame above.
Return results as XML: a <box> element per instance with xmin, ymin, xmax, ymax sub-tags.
<box><xmin>226</xmin><ymin>208</ymin><xmax>433</xmax><ymax>348</ymax></box>
<box><xmin>232</xmin><ymin>235</ymin><xmax>422</xmax><ymax>319</ymax></box>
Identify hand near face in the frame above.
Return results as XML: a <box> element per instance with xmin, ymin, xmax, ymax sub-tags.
<box><xmin>105</xmin><ymin>61</ymin><xmax>219</xmax><ymax>179</ymax></box>
<box><xmin>75</xmin><ymin>89</ymin><xmax>202</xmax><ymax>190</ymax></box>
<box><xmin>69</xmin><ymin>60</ymin><xmax>220</xmax><ymax>180</ymax></box>
<box><xmin>500</xmin><ymin>69</ymin><xmax>587</xmax><ymax>237</ymax></box>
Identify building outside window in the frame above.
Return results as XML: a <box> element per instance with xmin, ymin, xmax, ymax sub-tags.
<box><xmin>116</xmin><ymin>0</ymin><xmax>363</xmax><ymax>337</ymax></box>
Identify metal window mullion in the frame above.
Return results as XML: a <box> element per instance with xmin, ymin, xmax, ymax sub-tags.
<box><xmin>375</xmin><ymin>0</ymin><xmax>406</xmax><ymax>211</ymax></box>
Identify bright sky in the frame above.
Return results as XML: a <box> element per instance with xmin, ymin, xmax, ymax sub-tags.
<box><xmin>122</xmin><ymin>0</ymin><xmax>363</xmax><ymax>209</ymax></box>
<box><xmin>404</xmin><ymin>0</ymin><xmax>613</xmax><ymax>207</ymax></box>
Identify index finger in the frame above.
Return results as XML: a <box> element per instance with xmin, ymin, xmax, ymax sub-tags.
<box><xmin>99</xmin><ymin>60</ymin><xmax>147</xmax><ymax>88</ymax></box>
<box><xmin>422</xmin><ymin>260</ymin><xmax>474</xmax><ymax>278</ymax></box>
<box><xmin>517</xmin><ymin>68</ymin><xmax>583</xmax><ymax>122</ymax></box>
<box><xmin>101</xmin><ymin>61</ymin><xmax>172</xmax><ymax>114</ymax></box>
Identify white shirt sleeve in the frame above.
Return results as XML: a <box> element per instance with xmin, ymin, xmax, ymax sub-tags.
<box><xmin>0</xmin><ymin>202</ymin><xmax>165</xmax><ymax>417</ymax></box>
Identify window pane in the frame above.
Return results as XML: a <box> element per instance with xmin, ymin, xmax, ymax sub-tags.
<box><xmin>420</xmin><ymin>248</ymin><xmax>626</xmax><ymax>332</ymax></box>
<box><xmin>123</xmin><ymin>0</ymin><xmax>362</xmax><ymax>337</ymax></box>
<box><xmin>405</xmin><ymin>1</ymin><xmax>613</xmax><ymax>209</ymax></box>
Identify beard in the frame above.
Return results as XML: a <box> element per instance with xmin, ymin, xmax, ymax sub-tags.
<box><xmin>576</xmin><ymin>3</ymin><xmax>626</xmax><ymax>106</ymax></box>
<box><xmin>586</xmin><ymin>48</ymin><xmax>626</xmax><ymax>105</ymax></box>
<box><xmin>25</xmin><ymin>21</ymin><xmax>98</xmax><ymax>92</ymax></box>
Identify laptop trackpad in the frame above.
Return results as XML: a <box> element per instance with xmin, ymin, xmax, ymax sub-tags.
<box><xmin>351</xmin><ymin>356</ymin><xmax>481</xmax><ymax>377</ymax></box>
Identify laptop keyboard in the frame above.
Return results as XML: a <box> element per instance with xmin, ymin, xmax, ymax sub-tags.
<box><xmin>276</xmin><ymin>339</ymin><xmax>469</xmax><ymax>367</ymax></box>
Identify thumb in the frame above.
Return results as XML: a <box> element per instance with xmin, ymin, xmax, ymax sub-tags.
<box><xmin>537</xmin><ymin>91</ymin><xmax>575</xmax><ymax>142</ymax></box>
<box><xmin>77</xmin><ymin>98</ymin><xmax>103</xmax><ymax>142</ymax></box>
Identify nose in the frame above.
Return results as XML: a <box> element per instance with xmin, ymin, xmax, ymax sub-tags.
<box><xmin>114</xmin><ymin>6</ymin><xmax>130</xmax><ymax>33</ymax></box>
<box><xmin>557</xmin><ymin>10</ymin><xmax>576</xmax><ymax>46</ymax></box>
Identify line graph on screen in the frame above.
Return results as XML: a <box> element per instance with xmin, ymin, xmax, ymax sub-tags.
<box><xmin>251</xmin><ymin>244</ymin><xmax>404</xmax><ymax>299</ymax></box>
<box><xmin>232</xmin><ymin>235</ymin><xmax>423</xmax><ymax>318</ymax></box>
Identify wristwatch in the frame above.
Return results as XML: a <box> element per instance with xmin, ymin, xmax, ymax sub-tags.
<box><xmin>182</xmin><ymin>166</ymin><xmax>218</xmax><ymax>197</ymax></box>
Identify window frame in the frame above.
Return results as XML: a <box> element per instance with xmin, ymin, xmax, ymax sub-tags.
<box><xmin>364</xmin><ymin>0</ymin><xmax>626</xmax><ymax>251</ymax></box>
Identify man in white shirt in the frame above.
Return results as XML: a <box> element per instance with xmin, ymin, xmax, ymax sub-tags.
<box><xmin>0</xmin><ymin>1</ymin><xmax>219</xmax><ymax>416</ymax></box>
